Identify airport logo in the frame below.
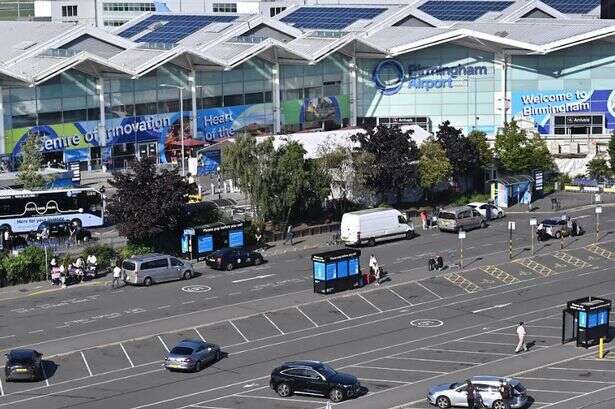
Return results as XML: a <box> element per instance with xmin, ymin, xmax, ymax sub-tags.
<box><xmin>373</xmin><ymin>59</ymin><xmax>489</xmax><ymax>95</ymax></box>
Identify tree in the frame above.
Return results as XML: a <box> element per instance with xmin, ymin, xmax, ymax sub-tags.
<box><xmin>316</xmin><ymin>142</ymin><xmax>352</xmax><ymax>201</ymax></box>
<box><xmin>586</xmin><ymin>158</ymin><xmax>611</xmax><ymax>180</ymax></box>
<box><xmin>608</xmin><ymin>132</ymin><xmax>615</xmax><ymax>171</ymax></box>
<box><xmin>351</xmin><ymin>125</ymin><xmax>419</xmax><ymax>202</ymax></box>
<box><xmin>494</xmin><ymin>120</ymin><xmax>553</xmax><ymax>174</ymax></box>
<box><xmin>435</xmin><ymin>121</ymin><xmax>479</xmax><ymax>179</ymax></box>
<box><xmin>467</xmin><ymin>130</ymin><xmax>493</xmax><ymax>168</ymax></box>
<box><xmin>106</xmin><ymin>157</ymin><xmax>195</xmax><ymax>248</ymax></box>
<box><xmin>222</xmin><ymin>134</ymin><xmax>260</xmax><ymax>215</ymax></box>
<box><xmin>17</xmin><ymin>132</ymin><xmax>46</xmax><ymax>189</ymax></box>
<box><xmin>419</xmin><ymin>138</ymin><xmax>452</xmax><ymax>196</ymax></box>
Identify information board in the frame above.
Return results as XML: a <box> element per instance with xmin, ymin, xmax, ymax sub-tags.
<box><xmin>197</xmin><ymin>235</ymin><xmax>214</xmax><ymax>253</ymax></box>
<box><xmin>228</xmin><ymin>230</ymin><xmax>244</xmax><ymax>247</ymax></box>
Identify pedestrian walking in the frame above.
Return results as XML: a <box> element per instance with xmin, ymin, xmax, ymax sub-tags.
<box><xmin>255</xmin><ymin>228</ymin><xmax>263</xmax><ymax>249</ymax></box>
<box><xmin>420</xmin><ymin>210</ymin><xmax>428</xmax><ymax>230</ymax></box>
<box><xmin>499</xmin><ymin>380</ymin><xmax>511</xmax><ymax>409</ymax></box>
<box><xmin>369</xmin><ymin>254</ymin><xmax>379</xmax><ymax>284</ymax></box>
<box><xmin>284</xmin><ymin>224</ymin><xmax>294</xmax><ymax>245</ymax></box>
<box><xmin>112</xmin><ymin>263</ymin><xmax>122</xmax><ymax>289</ymax></box>
<box><xmin>515</xmin><ymin>321</ymin><xmax>528</xmax><ymax>353</ymax></box>
<box><xmin>465</xmin><ymin>380</ymin><xmax>476</xmax><ymax>409</ymax></box>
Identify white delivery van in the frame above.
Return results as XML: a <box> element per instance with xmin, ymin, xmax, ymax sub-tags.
<box><xmin>340</xmin><ymin>208</ymin><xmax>415</xmax><ymax>246</ymax></box>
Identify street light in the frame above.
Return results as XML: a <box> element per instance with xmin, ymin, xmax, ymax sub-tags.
<box><xmin>160</xmin><ymin>84</ymin><xmax>186</xmax><ymax>176</ymax></box>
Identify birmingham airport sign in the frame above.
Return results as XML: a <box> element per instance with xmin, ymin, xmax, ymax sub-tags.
<box><xmin>372</xmin><ymin>60</ymin><xmax>489</xmax><ymax>95</ymax></box>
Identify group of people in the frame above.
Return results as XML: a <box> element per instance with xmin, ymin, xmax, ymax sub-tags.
<box><xmin>465</xmin><ymin>380</ymin><xmax>514</xmax><ymax>409</ymax></box>
<box><xmin>420</xmin><ymin>210</ymin><xmax>439</xmax><ymax>230</ymax></box>
<box><xmin>50</xmin><ymin>254</ymin><xmax>97</xmax><ymax>287</ymax></box>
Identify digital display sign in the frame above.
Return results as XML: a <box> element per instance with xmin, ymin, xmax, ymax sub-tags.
<box><xmin>228</xmin><ymin>230</ymin><xmax>244</xmax><ymax>248</ymax></box>
<box><xmin>197</xmin><ymin>235</ymin><xmax>213</xmax><ymax>253</ymax></box>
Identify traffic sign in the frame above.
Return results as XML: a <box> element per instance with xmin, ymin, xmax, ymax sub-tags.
<box><xmin>596</xmin><ymin>207</ymin><xmax>603</xmax><ymax>214</ymax></box>
<box><xmin>458</xmin><ymin>231</ymin><xmax>466</xmax><ymax>239</ymax></box>
<box><xmin>508</xmin><ymin>221</ymin><xmax>516</xmax><ymax>230</ymax></box>
<box><xmin>595</xmin><ymin>194</ymin><xmax>601</xmax><ymax>203</ymax></box>
<box><xmin>529</xmin><ymin>218</ymin><xmax>537</xmax><ymax>226</ymax></box>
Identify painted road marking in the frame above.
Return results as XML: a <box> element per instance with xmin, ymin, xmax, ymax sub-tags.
<box><xmin>410</xmin><ymin>319</ymin><xmax>444</xmax><ymax>328</ymax></box>
<box><xmin>81</xmin><ymin>351</ymin><xmax>93</xmax><ymax>377</ymax></box>
<box><xmin>425</xmin><ymin>348</ymin><xmax>511</xmax><ymax>356</ymax></box>
<box><xmin>181</xmin><ymin>285</ymin><xmax>212</xmax><ymax>293</ymax></box>
<box><xmin>231</xmin><ymin>274</ymin><xmax>275</xmax><ymax>284</ymax></box>
<box><xmin>514</xmin><ymin>258</ymin><xmax>555</xmax><ymax>277</ymax></box>
<box><xmin>480</xmin><ymin>265</ymin><xmax>520</xmax><ymax>285</ymax></box>
<box><xmin>235</xmin><ymin>394</ymin><xmax>318</xmax><ymax>404</ymax></box>
<box><xmin>228</xmin><ymin>320</ymin><xmax>249</xmax><ymax>343</ymax></box>
<box><xmin>0</xmin><ymin>376</ymin><xmax>3</xmax><ymax>396</ymax></box>
<box><xmin>552</xmin><ymin>251</ymin><xmax>591</xmax><ymax>268</ymax></box>
<box><xmin>28</xmin><ymin>329</ymin><xmax>44</xmax><ymax>334</ymax></box>
<box><xmin>157</xmin><ymin>336</ymin><xmax>170</xmax><ymax>353</ymax></box>
<box><xmin>472</xmin><ymin>303</ymin><xmax>512</xmax><ymax>314</ymax></box>
<box><xmin>262</xmin><ymin>313</ymin><xmax>284</xmax><ymax>335</ymax></box>
<box><xmin>388</xmin><ymin>288</ymin><xmax>413</xmax><ymax>305</ymax></box>
<box><xmin>358</xmin><ymin>294</ymin><xmax>383</xmax><ymax>313</ymax></box>
<box><xmin>120</xmin><ymin>343</ymin><xmax>135</xmax><ymax>368</ymax></box>
<box><xmin>353</xmin><ymin>365</ymin><xmax>445</xmax><ymax>374</ymax></box>
<box><xmin>327</xmin><ymin>299</ymin><xmax>350</xmax><ymax>320</ymax></box>
<box><xmin>0</xmin><ymin>335</ymin><xmax>15</xmax><ymax>339</ymax></box>
<box><xmin>442</xmin><ymin>272</ymin><xmax>480</xmax><ymax>293</ymax></box>
<box><xmin>586</xmin><ymin>244</ymin><xmax>615</xmax><ymax>260</ymax></box>
<box><xmin>194</xmin><ymin>328</ymin><xmax>206</xmax><ymax>342</ymax></box>
<box><xmin>392</xmin><ymin>357</ymin><xmax>481</xmax><ymax>365</ymax></box>
<box><xmin>296</xmin><ymin>306</ymin><xmax>319</xmax><ymax>327</ymax></box>
<box><xmin>415</xmin><ymin>281</ymin><xmax>443</xmax><ymax>299</ymax></box>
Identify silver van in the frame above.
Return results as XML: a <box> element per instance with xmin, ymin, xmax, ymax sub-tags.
<box><xmin>122</xmin><ymin>253</ymin><xmax>194</xmax><ymax>286</ymax></box>
<box><xmin>437</xmin><ymin>206</ymin><xmax>486</xmax><ymax>232</ymax></box>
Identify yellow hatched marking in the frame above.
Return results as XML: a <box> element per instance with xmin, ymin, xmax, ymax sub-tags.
<box><xmin>480</xmin><ymin>265</ymin><xmax>521</xmax><ymax>285</ymax></box>
<box><xmin>586</xmin><ymin>244</ymin><xmax>615</xmax><ymax>261</ymax></box>
<box><xmin>442</xmin><ymin>272</ymin><xmax>480</xmax><ymax>293</ymax></box>
<box><xmin>513</xmin><ymin>258</ymin><xmax>556</xmax><ymax>277</ymax></box>
<box><xmin>552</xmin><ymin>252</ymin><xmax>591</xmax><ymax>269</ymax></box>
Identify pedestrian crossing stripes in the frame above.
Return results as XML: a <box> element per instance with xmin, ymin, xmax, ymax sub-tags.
<box><xmin>585</xmin><ymin>244</ymin><xmax>615</xmax><ymax>261</ymax></box>
<box><xmin>513</xmin><ymin>258</ymin><xmax>556</xmax><ymax>277</ymax></box>
<box><xmin>480</xmin><ymin>265</ymin><xmax>520</xmax><ymax>285</ymax></box>
<box><xmin>552</xmin><ymin>251</ymin><xmax>591</xmax><ymax>268</ymax></box>
<box><xmin>442</xmin><ymin>272</ymin><xmax>480</xmax><ymax>293</ymax></box>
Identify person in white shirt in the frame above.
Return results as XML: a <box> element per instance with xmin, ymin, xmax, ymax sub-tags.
<box><xmin>87</xmin><ymin>254</ymin><xmax>97</xmax><ymax>266</ymax></box>
<box><xmin>369</xmin><ymin>254</ymin><xmax>380</xmax><ymax>285</ymax></box>
<box><xmin>112</xmin><ymin>264</ymin><xmax>122</xmax><ymax>289</ymax></box>
<box><xmin>515</xmin><ymin>321</ymin><xmax>528</xmax><ymax>353</ymax></box>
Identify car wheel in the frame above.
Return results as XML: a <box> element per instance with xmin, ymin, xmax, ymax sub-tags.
<box><xmin>226</xmin><ymin>263</ymin><xmax>234</xmax><ymax>271</ymax></box>
<box><xmin>195</xmin><ymin>360</ymin><xmax>203</xmax><ymax>372</ymax></box>
<box><xmin>405</xmin><ymin>231</ymin><xmax>414</xmax><ymax>239</ymax></box>
<box><xmin>492</xmin><ymin>399</ymin><xmax>506</xmax><ymax>409</ymax></box>
<box><xmin>276</xmin><ymin>382</ymin><xmax>292</xmax><ymax>398</ymax></box>
<box><xmin>480</xmin><ymin>220</ymin><xmax>487</xmax><ymax>229</ymax></box>
<box><xmin>329</xmin><ymin>387</ymin><xmax>344</xmax><ymax>403</ymax></box>
<box><xmin>143</xmin><ymin>277</ymin><xmax>153</xmax><ymax>287</ymax></box>
<box><xmin>498</xmin><ymin>211</ymin><xmax>503</xmax><ymax>218</ymax></box>
<box><xmin>253</xmin><ymin>257</ymin><xmax>262</xmax><ymax>266</ymax></box>
<box><xmin>435</xmin><ymin>396</ymin><xmax>451</xmax><ymax>408</ymax></box>
<box><xmin>183</xmin><ymin>270</ymin><xmax>192</xmax><ymax>280</ymax></box>
<box><xmin>215</xmin><ymin>350</ymin><xmax>221</xmax><ymax>361</ymax></box>
<box><xmin>368</xmin><ymin>238</ymin><xmax>376</xmax><ymax>247</ymax></box>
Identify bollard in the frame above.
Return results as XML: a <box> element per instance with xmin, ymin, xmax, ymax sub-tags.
<box><xmin>599</xmin><ymin>337</ymin><xmax>605</xmax><ymax>359</ymax></box>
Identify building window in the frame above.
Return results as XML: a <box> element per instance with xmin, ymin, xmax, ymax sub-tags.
<box><xmin>378</xmin><ymin>116</ymin><xmax>432</xmax><ymax>132</ymax></box>
<box><xmin>61</xmin><ymin>5</ymin><xmax>78</xmax><ymax>17</ymax></box>
<box><xmin>270</xmin><ymin>7</ymin><xmax>286</xmax><ymax>17</ymax></box>
<box><xmin>103</xmin><ymin>2</ymin><xmax>155</xmax><ymax>12</ymax></box>
<box><xmin>213</xmin><ymin>3</ymin><xmax>237</xmax><ymax>13</ymax></box>
<box><xmin>103</xmin><ymin>19</ymin><xmax>129</xmax><ymax>27</ymax></box>
<box><xmin>553</xmin><ymin>115</ymin><xmax>604</xmax><ymax>135</ymax></box>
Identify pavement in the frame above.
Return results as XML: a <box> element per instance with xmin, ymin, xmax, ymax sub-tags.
<box><xmin>0</xmin><ymin>204</ymin><xmax>614</xmax><ymax>408</ymax></box>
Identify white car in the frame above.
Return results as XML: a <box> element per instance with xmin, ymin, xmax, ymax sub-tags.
<box><xmin>468</xmin><ymin>202</ymin><xmax>505</xmax><ymax>219</ymax></box>
<box><xmin>427</xmin><ymin>376</ymin><xmax>528</xmax><ymax>409</ymax></box>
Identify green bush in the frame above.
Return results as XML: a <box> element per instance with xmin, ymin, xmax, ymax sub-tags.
<box><xmin>2</xmin><ymin>246</ymin><xmax>49</xmax><ymax>284</ymax></box>
<box><xmin>81</xmin><ymin>244</ymin><xmax>117</xmax><ymax>271</ymax></box>
<box><xmin>119</xmin><ymin>244</ymin><xmax>154</xmax><ymax>262</ymax></box>
<box><xmin>449</xmin><ymin>192</ymin><xmax>491</xmax><ymax>206</ymax></box>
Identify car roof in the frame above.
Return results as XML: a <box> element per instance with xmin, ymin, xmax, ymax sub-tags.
<box><xmin>541</xmin><ymin>219</ymin><xmax>559</xmax><ymax>224</ymax></box>
<box><xmin>467</xmin><ymin>202</ymin><xmax>484</xmax><ymax>206</ymax></box>
<box><xmin>470</xmin><ymin>375</ymin><xmax>513</xmax><ymax>384</ymax></box>
<box><xmin>174</xmin><ymin>339</ymin><xmax>208</xmax><ymax>348</ymax></box>
<box><xmin>441</xmin><ymin>206</ymin><xmax>473</xmax><ymax>213</ymax></box>
<box><xmin>284</xmin><ymin>360</ymin><xmax>322</xmax><ymax>368</ymax></box>
<box><xmin>213</xmin><ymin>248</ymin><xmax>240</xmax><ymax>255</ymax></box>
<box><xmin>8</xmin><ymin>349</ymin><xmax>37</xmax><ymax>359</ymax></box>
<box><xmin>125</xmin><ymin>253</ymin><xmax>167</xmax><ymax>262</ymax></box>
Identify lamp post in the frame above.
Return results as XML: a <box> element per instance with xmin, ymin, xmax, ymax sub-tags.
<box><xmin>160</xmin><ymin>84</ymin><xmax>185</xmax><ymax>176</ymax></box>
<box><xmin>217</xmin><ymin>166</ymin><xmax>222</xmax><ymax>200</ymax></box>
<box><xmin>458</xmin><ymin>229</ymin><xmax>465</xmax><ymax>270</ymax></box>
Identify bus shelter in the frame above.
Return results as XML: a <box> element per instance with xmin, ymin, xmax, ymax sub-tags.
<box><xmin>312</xmin><ymin>249</ymin><xmax>361</xmax><ymax>294</ymax></box>
<box><xmin>562</xmin><ymin>296</ymin><xmax>611</xmax><ymax>348</ymax></box>
<box><xmin>181</xmin><ymin>220</ymin><xmax>245</xmax><ymax>260</ymax></box>
<box><xmin>490</xmin><ymin>175</ymin><xmax>534</xmax><ymax>208</ymax></box>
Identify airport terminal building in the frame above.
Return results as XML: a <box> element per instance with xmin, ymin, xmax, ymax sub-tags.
<box><xmin>2</xmin><ymin>0</ymin><xmax>615</xmax><ymax>170</ymax></box>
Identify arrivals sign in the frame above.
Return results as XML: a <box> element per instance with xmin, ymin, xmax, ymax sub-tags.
<box><xmin>372</xmin><ymin>59</ymin><xmax>489</xmax><ymax>95</ymax></box>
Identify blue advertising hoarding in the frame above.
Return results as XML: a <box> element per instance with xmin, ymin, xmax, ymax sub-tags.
<box><xmin>197</xmin><ymin>235</ymin><xmax>213</xmax><ymax>253</ymax></box>
<box><xmin>228</xmin><ymin>230</ymin><xmax>244</xmax><ymax>248</ymax></box>
<box><xmin>314</xmin><ymin>262</ymin><xmax>325</xmax><ymax>280</ymax></box>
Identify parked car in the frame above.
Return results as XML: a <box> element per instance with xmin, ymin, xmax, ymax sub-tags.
<box><xmin>467</xmin><ymin>202</ymin><xmax>505</xmax><ymax>219</ymax></box>
<box><xmin>205</xmin><ymin>247</ymin><xmax>264</xmax><ymax>270</ymax></box>
<box><xmin>4</xmin><ymin>349</ymin><xmax>43</xmax><ymax>381</ymax></box>
<box><xmin>122</xmin><ymin>254</ymin><xmax>194</xmax><ymax>286</ymax></box>
<box><xmin>27</xmin><ymin>220</ymin><xmax>91</xmax><ymax>242</ymax></box>
<box><xmin>437</xmin><ymin>206</ymin><xmax>486</xmax><ymax>232</ymax></box>
<box><xmin>427</xmin><ymin>376</ymin><xmax>528</xmax><ymax>409</ymax></box>
<box><xmin>537</xmin><ymin>219</ymin><xmax>569</xmax><ymax>239</ymax></box>
<box><xmin>270</xmin><ymin>360</ymin><xmax>362</xmax><ymax>403</ymax></box>
<box><xmin>340</xmin><ymin>208</ymin><xmax>415</xmax><ymax>247</ymax></box>
<box><xmin>163</xmin><ymin>339</ymin><xmax>221</xmax><ymax>372</ymax></box>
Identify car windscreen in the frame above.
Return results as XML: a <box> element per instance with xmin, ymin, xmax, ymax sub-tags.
<box><xmin>439</xmin><ymin>212</ymin><xmax>456</xmax><ymax>220</ymax></box>
<box><xmin>512</xmin><ymin>382</ymin><xmax>526</xmax><ymax>393</ymax></box>
<box><xmin>9</xmin><ymin>352</ymin><xmax>34</xmax><ymax>364</ymax></box>
<box><xmin>316</xmin><ymin>365</ymin><xmax>337</xmax><ymax>378</ymax></box>
<box><xmin>122</xmin><ymin>261</ymin><xmax>136</xmax><ymax>271</ymax></box>
<box><xmin>170</xmin><ymin>347</ymin><xmax>193</xmax><ymax>356</ymax></box>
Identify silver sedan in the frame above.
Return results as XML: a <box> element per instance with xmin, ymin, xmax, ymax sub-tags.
<box><xmin>163</xmin><ymin>339</ymin><xmax>221</xmax><ymax>372</ymax></box>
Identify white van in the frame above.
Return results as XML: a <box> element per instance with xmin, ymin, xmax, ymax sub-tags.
<box><xmin>340</xmin><ymin>208</ymin><xmax>414</xmax><ymax>246</ymax></box>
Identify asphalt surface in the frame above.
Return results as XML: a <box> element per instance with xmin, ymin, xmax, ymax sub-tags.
<box><xmin>1</xmin><ymin>204</ymin><xmax>615</xmax><ymax>409</ymax></box>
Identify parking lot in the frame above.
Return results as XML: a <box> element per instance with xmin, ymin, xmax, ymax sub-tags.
<box><xmin>2</xmin><ymin>240</ymin><xmax>614</xmax><ymax>409</ymax></box>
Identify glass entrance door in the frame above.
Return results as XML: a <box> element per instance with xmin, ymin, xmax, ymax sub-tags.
<box><xmin>138</xmin><ymin>142</ymin><xmax>157</xmax><ymax>160</ymax></box>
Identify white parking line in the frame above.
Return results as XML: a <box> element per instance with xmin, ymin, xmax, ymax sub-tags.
<box><xmin>81</xmin><ymin>351</ymin><xmax>93</xmax><ymax>377</ymax></box>
<box><xmin>496</xmin><ymin>332</ymin><xmax>561</xmax><ymax>339</ymax></box>
<box><xmin>358</xmin><ymin>294</ymin><xmax>383</xmax><ymax>312</ymax></box>
<box><xmin>549</xmin><ymin>367</ymin><xmax>615</xmax><ymax>373</ymax></box>
<box><xmin>236</xmin><ymin>394</ymin><xmax>317</xmax><ymax>403</ymax></box>
<box><xmin>228</xmin><ymin>320</ymin><xmax>249</xmax><ymax>343</ymax></box>
<box><xmin>415</xmin><ymin>281</ymin><xmax>443</xmax><ymax>299</ymax></box>
<box><xmin>41</xmin><ymin>363</ymin><xmax>49</xmax><ymax>387</ymax></box>
<box><xmin>327</xmin><ymin>299</ymin><xmax>350</xmax><ymax>320</ymax></box>
<box><xmin>541</xmin><ymin>382</ymin><xmax>615</xmax><ymax>408</ymax></box>
<box><xmin>527</xmin><ymin>389</ymin><xmax>582</xmax><ymax>395</ymax></box>
<box><xmin>158</xmin><ymin>336</ymin><xmax>170</xmax><ymax>353</ymax></box>
<box><xmin>357</xmin><ymin>377</ymin><xmax>409</xmax><ymax>384</ymax></box>
<box><xmin>232</xmin><ymin>274</ymin><xmax>275</xmax><ymax>284</ymax></box>
<box><xmin>353</xmin><ymin>365</ymin><xmax>445</xmax><ymax>374</ymax></box>
<box><xmin>262</xmin><ymin>314</ymin><xmax>284</xmax><ymax>335</ymax></box>
<box><xmin>157</xmin><ymin>305</ymin><xmax>171</xmax><ymax>310</ymax></box>
<box><xmin>28</xmin><ymin>330</ymin><xmax>44</xmax><ymax>334</ymax></box>
<box><xmin>0</xmin><ymin>377</ymin><xmax>4</xmax><ymax>396</ymax></box>
<box><xmin>458</xmin><ymin>340</ymin><xmax>517</xmax><ymax>346</ymax></box>
<box><xmin>388</xmin><ymin>288</ymin><xmax>412</xmax><ymax>305</ymax></box>
<box><xmin>194</xmin><ymin>328</ymin><xmax>206</xmax><ymax>342</ymax></box>
<box><xmin>425</xmin><ymin>348</ymin><xmax>511</xmax><ymax>356</ymax></box>
<box><xmin>190</xmin><ymin>405</ymin><xmax>232</xmax><ymax>409</ymax></box>
<box><xmin>296</xmin><ymin>306</ymin><xmax>319</xmax><ymax>327</ymax></box>
<box><xmin>0</xmin><ymin>335</ymin><xmax>15</xmax><ymax>339</ymax></box>
<box><xmin>519</xmin><ymin>376</ymin><xmax>615</xmax><ymax>384</ymax></box>
<box><xmin>120</xmin><ymin>343</ymin><xmax>135</xmax><ymax>368</ymax></box>
<box><xmin>391</xmin><ymin>356</ymin><xmax>481</xmax><ymax>365</ymax></box>
<box><xmin>528</xmin><ymin>325</ymin><xmax>561</xmax><ymax>329</ymax></box>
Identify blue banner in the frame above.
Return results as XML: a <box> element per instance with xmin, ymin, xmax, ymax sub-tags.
<box><xmin>228</xmin><ymin>230</ymin><xmax>244</xmax><ymax>248</ymax></box>
<box><xmin>314</xmin><ymin>262</ymin><xmax>325</xmax><ymax>280</ymax></box>
<box><xmin>197</xmin><ymin>235</ymin><xmax>213</xmax><ymax>253</ymax></box>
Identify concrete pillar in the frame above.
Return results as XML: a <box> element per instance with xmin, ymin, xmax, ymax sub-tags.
<box><xmin>97</xmin><ymin>77</ymin><xmax>106</xmax><ymax>146</ymax></box>
<box><xmin>0</xmin><ymin>85</ymin><xmax>4</xmax><ymax>155</ymax></box>
<box><xmin>349</xmin><ymin>57</ymin><xmax>358</xmax><ymax>127</ymax></box>
<box><xmin>272</xmin><ymin>63</ymin><xmax>281</xmax><ymax>134</ymax></box>
<box><xmin>495</xmin><ymin>52</ymin><xmax>510</xmax><ymax>127</ymax></box>
<box><xmin>190</xmin><ymin>69</ymin><xmax>198</xmax><ymax>138</ymax></box>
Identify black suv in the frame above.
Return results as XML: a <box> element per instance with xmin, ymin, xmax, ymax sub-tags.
<box><xmin>205</xmin><ymin>248</ymin><xmax>264</xmax><ymax>270</ymax></box>
<box><xmin>270</xmin><ymin>361</ymin><xmax>362</xmax><ymax>402</ymax></box>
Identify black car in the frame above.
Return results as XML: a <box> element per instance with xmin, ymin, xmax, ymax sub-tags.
<box><xmin>205</xmin><ymin>248</ymin><xmax>264</xmax><ymax>270</ymax></box>
<box><xmin>4</xmin><ymin>349</ymin><xmax>43</xmax><ymax>381</ymax></box>
<box><xmin>270</xmin><ymin>361</ymin><xmax>362</xmax><ymax>403</ymax></box>
<box><xmin>27</xmin><ymin>221</ymin><xmax>91</xmax><ymax>242</ymax></box>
